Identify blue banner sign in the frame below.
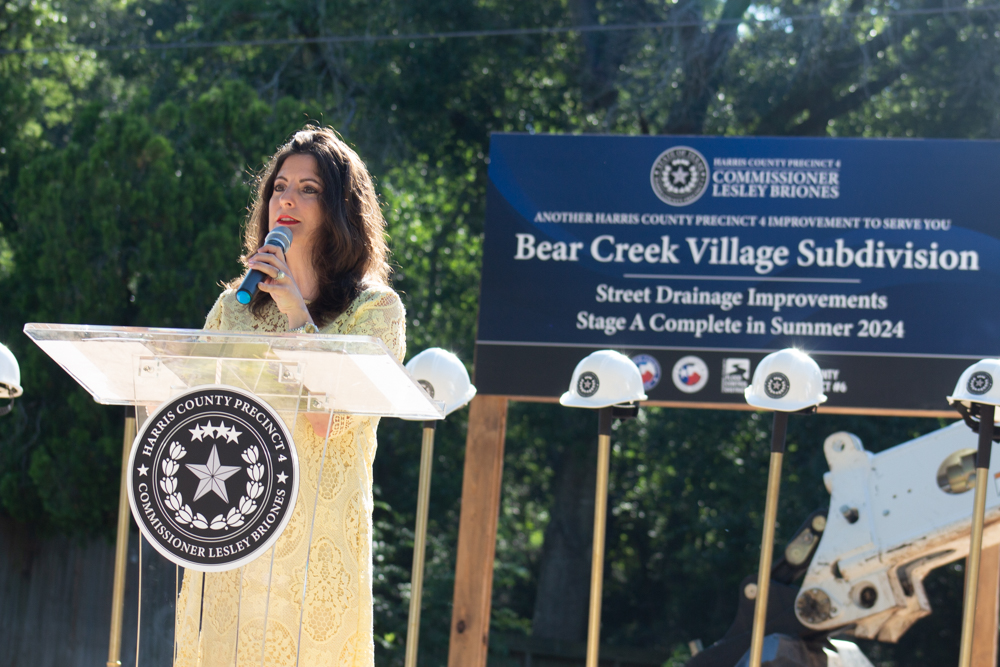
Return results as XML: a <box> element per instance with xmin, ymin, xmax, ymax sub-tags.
<box><xmin>475</xmin><ymin>134</ymin><xmax>1000</xmax><ymax>413</ymax></box>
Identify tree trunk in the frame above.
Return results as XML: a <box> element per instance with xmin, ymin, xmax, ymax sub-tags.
<box><xmin>531</xmin><ymin>433</ymin><xmax>599</xmax><ymax>641</ymax></box>
<box><xmin>664</xmin><ymin>0</ymin><xmax>752</xmax><ymax>134</ymax></box>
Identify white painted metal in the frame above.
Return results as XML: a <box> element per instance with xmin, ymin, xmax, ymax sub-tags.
<box><xmin>799</xmin><ymin>422</ymin><xmax>1000</xmax><ymax>641</ymax></box>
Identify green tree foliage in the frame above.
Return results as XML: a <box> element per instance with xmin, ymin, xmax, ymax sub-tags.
<box><xmin>0</xmin><ymin>81</ymin><xmax>306</xmax><ymax>533</ymax></box>
<box><xmin>3</xmin><ymin>1</ymin><xmax>1000</xmax><ymax>665</ymax></box>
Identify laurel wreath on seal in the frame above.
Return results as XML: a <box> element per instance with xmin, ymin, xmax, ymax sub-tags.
<box><xmin>159</xmin><ymin>441</ymin><xmax>265</xmax><ymax>531</ymax></box>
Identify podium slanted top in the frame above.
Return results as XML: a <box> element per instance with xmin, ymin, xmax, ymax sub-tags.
<box><xmin>23</xmin><ymin>323</ymin><xmax>444</xmax><ymax>420</ymax></box>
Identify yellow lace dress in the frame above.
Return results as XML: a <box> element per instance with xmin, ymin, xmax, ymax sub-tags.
<box><xmin>173</xmin><ymin>285</ymin><xmax>405</xmax><ymax>667</ymax></box>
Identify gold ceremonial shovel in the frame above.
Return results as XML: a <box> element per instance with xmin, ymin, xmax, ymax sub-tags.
<box><xmin>743</xmin><ymin>349</ymin><xmax>826</xmax><ymax>667</ymax></box>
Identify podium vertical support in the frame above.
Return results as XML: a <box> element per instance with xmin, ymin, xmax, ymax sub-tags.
<box><xmin>405</xmin><ymin>421</ymin><xmax>438</xmax><ymax>667</ymax></box>
<box><xmin>108</xmin><ymin>412</ymin><xmax>137</xmax><ymax>667</ymax></box>
<box><xmin>448</xmin><ymin>396</ymin><xmax>508</xmax><ymax>667</ymax></box>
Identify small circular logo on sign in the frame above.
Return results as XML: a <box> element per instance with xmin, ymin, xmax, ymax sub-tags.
<box><xmin>577</xmin><ymin>371</ymin><xmax>600</xmax><ymax>397</ymax></box>
<box><xmin>672</xmin><ymin>356</ymin><xmax>709</xmax><ymax>394</ymax></box>
<box><xmin>418</xmin><ymin>379</ymin><xmax>436</xmax><ymax>398</ymax></box>
<box><xmin>127</xmin><ymin>386</ymin><xmax>298</xmax><ymax>571</ymax></box>
<box><xmin>764</xmin><ymin>372</ymin><xmax>791</xmax><ymax>399</ymax></box>
<box><xmin>631</xmin><ymin>354</ymin><xmax>662</xmax><ymax>391</ymax></box>
<box><xmin>650</xmin><ymin>146</ymin><xmax>710</xmax><ymax>206</ymax></box>
<box><xmin>968</xmin><ymin>371</ymin><xmax>993</xmax><ymax>395</ymax></box>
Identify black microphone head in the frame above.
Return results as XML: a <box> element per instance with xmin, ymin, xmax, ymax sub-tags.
<box><xmin>264</xmin><ymin>226</ymin><xmax>294</xmax><ymax>252</ymax></box>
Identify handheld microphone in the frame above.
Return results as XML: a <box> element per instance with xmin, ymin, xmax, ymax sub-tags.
<box><xmin>235</xmin><ymin>227</ymin><xmax>294</xmax><ymax>305</ymax></box>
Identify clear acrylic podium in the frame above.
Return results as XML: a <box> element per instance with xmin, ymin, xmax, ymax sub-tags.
<box><xmin>24</xmin><ymin>323</ymin><xmax>444</xmax><ymax>667</ymax></box>
<box><xmin>24</xmin><ymin>323</ymin><xmax>443</xmax><ymax>419</ymax></box>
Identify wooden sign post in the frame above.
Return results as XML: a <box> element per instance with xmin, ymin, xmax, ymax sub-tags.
<box><xmin>447</xmin><ymin>395</ymin><xmax>508</xmax><ymax>667</ymax></box>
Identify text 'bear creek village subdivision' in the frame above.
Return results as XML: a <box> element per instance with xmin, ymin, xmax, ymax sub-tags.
<box><xmin>514</xmin><ymin>234</ymin><xmax>978</xmax><ymax>275</ymax></box>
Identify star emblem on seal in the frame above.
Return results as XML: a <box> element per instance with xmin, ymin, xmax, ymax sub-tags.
<box><xmin>968</xmin><ymin>371</ymin><xmax>993</xmax><ymax>396</ymax></box>
<box><xmin>764</xmin><ymin>372</ymin><xmax>791</xmax><ymax>399</ymax></box>
<box><xmin>577</xmin><ymin>371</ymin><xmax>600</xmax><ymax>398</ymax></box>
<box><xmin>186</xmin><ymin>445</ymin><xmax>241</xmax><ymax>503</ymax></box>
<box><xmin>650</xmin><ymin>146</ymin><xmax>710</xmax><ymax>206</ymax></box>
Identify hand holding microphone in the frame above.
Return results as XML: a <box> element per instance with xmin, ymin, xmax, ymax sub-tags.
<box><xmin>236</xmin><ymin>227</ymin><xmax>294</xmax><ymax>304</ymax></box>
<box><xmin>239</xmin><ymin>226</ymin><xmax>316</xmax><ymax>330</ymax></box>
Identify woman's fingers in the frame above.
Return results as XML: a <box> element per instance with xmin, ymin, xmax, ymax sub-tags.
<box><xmin>248</xmin><ymin>247</ymin><xmax>308</xmax><ymax>320</ymax></box>
<box><xmin>256</xmin><ymin>276</ymin><xmax>294</xmax><ymax>294</ymax></box>
<box><xmin>254</xmin><ymin>265</ymin><xmax>296</xmax><ymax>291</ymax></box>
<box><xmin>249</xmin><ymin>252</ymin><xmax>279</xmax><ymax>269</ymax></box>
<box><xmin>249</xmin><ymin>251</ymin><xmax>290</xmax><ymax>278</ymax></box>
<box><xmin>256</xmin><ymin>273</ymin><xmax>306</xmax><ymax>313</ymax></box>
<box><xmin>258</xmin><ymin>244</ymin><xmax>286</xmax><ymax>264</ymax></box>
<box><xmin>249</xmin><ymin>262</ymin><xmax>278</xmax><ymax>278</ymax></box>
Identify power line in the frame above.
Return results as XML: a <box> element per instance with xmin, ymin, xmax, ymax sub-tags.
<box><xmin>2</xmin><ymin>3</ymin><xmax>998</xmax><ymax>56</ymax></box>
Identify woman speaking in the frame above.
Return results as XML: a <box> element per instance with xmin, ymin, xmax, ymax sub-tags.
<box><xmin>174</xmin><ymin>126</ymin><xmax>405</xmax><ymax>666</ymax></box>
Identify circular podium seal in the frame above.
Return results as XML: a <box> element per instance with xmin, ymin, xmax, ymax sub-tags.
<box><xmin>127</xmin><ymin>386</ymin><xmax>299</xmax><ymax>571</ymax></box>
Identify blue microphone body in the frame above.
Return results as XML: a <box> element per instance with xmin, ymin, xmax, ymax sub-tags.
<box><xmin>235</xmin><ymin>227</ymin><xmax>294</xmax><ymax>305</ymax></box>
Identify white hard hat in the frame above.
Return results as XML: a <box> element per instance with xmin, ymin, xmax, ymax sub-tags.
<box><xmin>744</xmin><ymin>348</ymin><xmax>826</xmax><ymax>412</ymax></box>
<box><xmin>560</xmin><ymin>350</ymin><xmax>648</xmax><ymax>409</ymax></box>
<box><xmin>405</xmin><ymin>347</ymin><xmax>477</xmax><ymax>417</ymax></box>
<box><xmin>0</xmin><ymin>343</ymin><xmax>23</xmax><ymax>400</ymax></box>
<box><xmin>948</xmin><ymin>359</ymin><xmax>1000</xmax><ymax>409</ymax></box>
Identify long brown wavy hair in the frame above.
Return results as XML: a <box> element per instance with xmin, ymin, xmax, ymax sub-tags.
<box><xmin>232</xmin><ymin>126</ymin><xmax>390</xmax><ymax>326</ymax></box>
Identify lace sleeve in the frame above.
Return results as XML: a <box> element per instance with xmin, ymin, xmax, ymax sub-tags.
<box><xmin>203</xmin><ymin>291</ymin><xmax>226</xmax><ymax>331</ymax></box>
<box><xmin>336</xmin><ymin>288</ymin><xmax>407</xmax><ymax>362</ymax></box>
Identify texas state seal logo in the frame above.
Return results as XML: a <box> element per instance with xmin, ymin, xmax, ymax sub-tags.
<box><xmin>127</xmin><ymin>386</ymin><xmax>298</xmax><ymax>571</ymax></box>
<box><xmin>968</xmin><ymin>371</ymin><xmax>993</xmax><ymax>396</ymax></box>
<box><xmin>577</xmin><ymin>371</ymin><xmax>600</xmax><ymax>398</ymax></box>
<box><xmin>650</xmin><ymin>146</ymin><xmax>710</xmax><ymax>206</ymax></box>
<box><xmin>764</xmin><ymin>372</ymin><xmax>791</xmax><ymax>399</ymax></box>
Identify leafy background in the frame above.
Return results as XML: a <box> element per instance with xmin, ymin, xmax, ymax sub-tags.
<box><xmin>2</xmin><ymin>0</ymin><xmax>998</xmax><ymax>664</ymax></box>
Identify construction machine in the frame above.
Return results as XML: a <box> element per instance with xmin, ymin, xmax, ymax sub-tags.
<box><xmin>689</xmin><ymin>422</ymin><xmax>997</xmax><ymax>666</ymax></box>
